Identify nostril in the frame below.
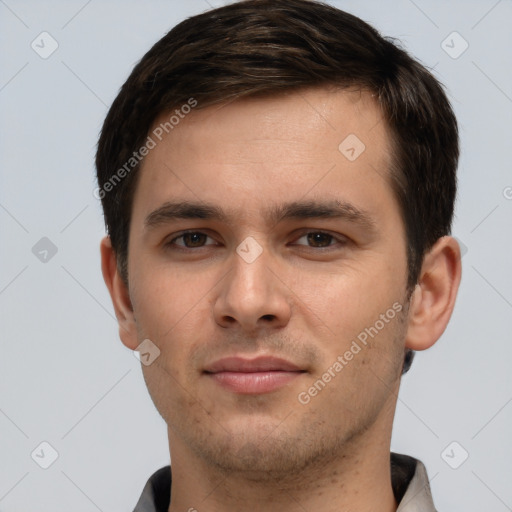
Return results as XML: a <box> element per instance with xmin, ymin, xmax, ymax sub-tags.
<box><xmin>261</xmin><ymin>314</ymin><xmax>276</xmax><ymax>321</ymax></box>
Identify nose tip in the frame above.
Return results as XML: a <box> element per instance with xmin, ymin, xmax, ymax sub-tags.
<box><xmin>213</xmin><ymin>252</ymin><xmax>291</xmax><ymax>331</ymax></box>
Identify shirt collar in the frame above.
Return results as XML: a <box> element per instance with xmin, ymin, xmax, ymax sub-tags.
<box><xmin>133</xmin><ymin>452</ymin><xmax>437</xmax><ymax>512</ymax></box>
<box><xmin>394</xmin><ymin>454</ymin><xmax>437</xmax><ymax>512</ymax></box>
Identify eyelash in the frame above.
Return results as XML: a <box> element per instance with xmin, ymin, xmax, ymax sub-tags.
<box><xmin>165</xmin><ymin>230</ymin><xmax>348</xmax><ymax>250</ymax></box>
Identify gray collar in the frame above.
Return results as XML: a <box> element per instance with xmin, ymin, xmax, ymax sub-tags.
<box><xmin>133</xmin><ymin>452</ymin><xmax>437</xmax><ymax>512</ymax></box>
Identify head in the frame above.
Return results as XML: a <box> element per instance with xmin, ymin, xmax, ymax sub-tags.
<box><xmin>98</xmin><ymin>0</ymin><xmax>461</xmax><ymax>481</ymax></box>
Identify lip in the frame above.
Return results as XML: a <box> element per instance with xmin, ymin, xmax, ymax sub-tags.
<box><xmin>204</xmin><ymin>356</ymin><xmax>305</xmax><ymax>394</ymax></box>
<box><xmin>204</xmin><ymin>356</ymin><xmax>302</xmax><ymax>373</ymax></box>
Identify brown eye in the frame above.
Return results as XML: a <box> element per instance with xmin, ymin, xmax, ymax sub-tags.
<box><xmin>171</xmin><ymin>232</ymin><xmax>213</xmax><ymax>248</ymax></box>
<box><xmin>306</xmin><ymin>232</ymin><xmax>334</xmax><ymax>247</ymax></box>
<box><xmin>183</xmin><ymin>233</ymin><xmax>207</xmax><ymax>247</ymax></box>
<box><xmin>292</xmin><ymin>231</ymin><xmax>349</xmax><ymax>251</ymax></box>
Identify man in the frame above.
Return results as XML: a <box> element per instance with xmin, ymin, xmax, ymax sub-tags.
<box><xmin>96</xmin><ymin>0</ymin><xmax>461</xmax><ymax>510</ymax></box>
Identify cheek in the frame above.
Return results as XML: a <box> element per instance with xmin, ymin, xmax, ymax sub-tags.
<box><xmin>289</xmin><ymin>256</ymin><xmax>404</xmax><ymax>344</ymax></box>
<box><xmin>129</xmin><ymin>267</ymin><xmax>220</xmax><ymax>398</ymax></box>
<box><xmin>298</xmin><ymin>303</ymin><xmax>406</xmax><ymax>423</ymax></box>
<box><xmin>129</xmin><ymin>256</ymin><xmax>215</xmax><ymax>339</ymax></box>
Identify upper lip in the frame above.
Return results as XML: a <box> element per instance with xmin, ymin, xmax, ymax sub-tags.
<box><xmin>204</xmin><ymin>356</ymin><xmax>303</xmax><ymax>373</ymax></box>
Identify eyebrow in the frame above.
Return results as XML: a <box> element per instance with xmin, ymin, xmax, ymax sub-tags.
<box><xmin>144</xmin><ymin>199</ymin><xmax>377</xmax><ymax>232</ymax></box>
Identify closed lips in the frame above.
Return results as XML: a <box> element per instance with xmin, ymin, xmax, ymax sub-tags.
<box><xmin>203</xmin><ymin>356</ymin><xmax>304</xmax><ymax>373</ymax></box>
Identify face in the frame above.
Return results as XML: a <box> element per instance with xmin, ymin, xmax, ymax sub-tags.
<box><xmin>125</xmin><ymin>87</ymin><xmax>410</xmax><ymax>478</ymax></box>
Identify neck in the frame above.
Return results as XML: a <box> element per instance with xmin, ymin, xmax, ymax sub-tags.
<box><xmin>167</xmin><ymin>411</ymin><xmax>398</xmax><ymax>512</ymax></box>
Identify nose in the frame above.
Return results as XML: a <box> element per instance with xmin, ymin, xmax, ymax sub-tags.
<box><xmin>213</xmin><ymin>245</ymin><xmax>292</xmax><ymax>332</ymax></box>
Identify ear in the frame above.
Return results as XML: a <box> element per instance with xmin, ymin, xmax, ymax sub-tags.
<box><xmin>405</xmin><ymin>236</ymin><xmax>462</xmax><ymax>351</ymax></box>
<box><xmin>100</xmin><ymin>236</ymin><xmax>139</xmax><ymax>350</ymax></box>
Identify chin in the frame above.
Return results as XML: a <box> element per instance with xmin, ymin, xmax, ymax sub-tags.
<box><xmin>179</xmin><ymin>413</ymin><xmax>352</xmax><ymax>483</ymax></box>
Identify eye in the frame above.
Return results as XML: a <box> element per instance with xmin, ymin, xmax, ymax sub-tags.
<box><xmin>167</xmin><ymin>231</ymin><xmax>217</xmax><ymax>248</ymax></box>
<box><xmin>294</xmin><ymin>231</ymin><xmax>345</xmax><ymax>248</ymax></box>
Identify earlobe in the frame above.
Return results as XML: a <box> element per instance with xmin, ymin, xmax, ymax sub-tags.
<box><xmin>405</xmin><ymin>236</ymin><xmax>462</xmax><ymax>351</ymax></box>
<box><xmin>100</xmin><ymin>236</ymin><xmax>139</xmax><ymax>350</ymax></box>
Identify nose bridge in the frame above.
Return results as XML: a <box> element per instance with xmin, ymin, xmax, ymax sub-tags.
<box><xmin>214</xmin><ymin>239</ymin><xmax>291</xmax><ymax>330</ymax></box>
<box><xmin>229</xmin><ymin>242</ymin><xmax>273</xmax><ymax>308</ymax></box>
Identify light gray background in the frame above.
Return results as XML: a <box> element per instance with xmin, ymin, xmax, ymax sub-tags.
<box><xmin>1</xmin><ymin>0</ymin><xmax>511</xmax><ymax>510</ymax></box>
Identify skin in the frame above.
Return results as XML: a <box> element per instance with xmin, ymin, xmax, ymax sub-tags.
<box><xmin>101</xmin><ymin>87</ymin><xmax>461</xmax><ymax>512</ymax></box>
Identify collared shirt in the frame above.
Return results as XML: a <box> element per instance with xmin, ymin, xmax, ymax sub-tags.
<box><xmin>133</xmin><ymin>452</ymin><xmax>437</xmax><ymax>512</ymax></box>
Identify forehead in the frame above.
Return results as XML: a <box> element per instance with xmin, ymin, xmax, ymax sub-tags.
<box><xmin>148</xmin><ymin>86</ymin><xmax>388</xmax><ymax>157</ymax></box>
<box><xmin>132</xmin><ymin>87</ymin><xmax>394</xmax><ymax>225</ymax></box>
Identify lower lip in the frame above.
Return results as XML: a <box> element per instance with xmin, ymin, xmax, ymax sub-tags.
<box><xmin>206</xmin><ymin>371</ymin><xmax>303</xmax><ymax>394</ymax></box>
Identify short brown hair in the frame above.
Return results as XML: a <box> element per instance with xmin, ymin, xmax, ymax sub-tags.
<box><xmin>96</xmin><ymin>0</ymin><xmax>459</xmax><ymax>374</ymax></box>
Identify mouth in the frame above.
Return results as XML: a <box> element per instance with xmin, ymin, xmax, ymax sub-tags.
<box><xmin>203</xmin><ymin>356</ymin><xmax>306</xmax><ymax>394</ymax></box>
